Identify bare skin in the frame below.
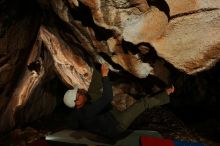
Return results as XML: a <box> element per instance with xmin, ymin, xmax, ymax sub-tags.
<box><xmin>101</xmin><ymin>63</ymin><xmax>109</xmax><ymax>77</ymax></box>
<box><xmin>166</xmin><ymin>85</ymin><xmax>175</xmax><ymax>95</ymax></box>
<box><xmin>75</xmin><ymin>92</ymin><xmax>87</xmax><ymax>109</ymax></box>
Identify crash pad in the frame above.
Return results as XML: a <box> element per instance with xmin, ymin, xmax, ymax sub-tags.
<box><xmin>45</xmin><ymin>129</ymin><xmax>162</xmax><ymax>146</ymax></box>
<box><xmin>140</xmin><ymin>136</ymin><xmax>205</xmax><ymax>146</ymax></box>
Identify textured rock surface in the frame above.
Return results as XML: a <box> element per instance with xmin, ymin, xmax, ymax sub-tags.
<box><xmin>40</xmin><ymin>26</ymin><xmax>93</xmax><ymax>89</ymax></box>
<box><xmin>0</xmin><ymin>0</ymin><xmax>220</xmax><ymax>138</ymax></box>
<box><xmin>165</xmin><ymin>0</ymin><xmax>220</xmax><ymax>16</ymax></box>
<box><xmin>152</xmin><ymin>9</ymin><xmax>220</xmax><ymax>74</ymax></box>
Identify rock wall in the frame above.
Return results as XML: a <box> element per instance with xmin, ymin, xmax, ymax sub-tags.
<box><xmin>0</xmin><ymin>0</ymin><xmax>220</xmax><ymax>134</ymax></box>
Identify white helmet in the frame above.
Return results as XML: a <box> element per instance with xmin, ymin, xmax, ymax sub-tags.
<box><xmin>63</xmin><ymin>87</ymin><xmax>78</xmax><ymax>108</ymax></box>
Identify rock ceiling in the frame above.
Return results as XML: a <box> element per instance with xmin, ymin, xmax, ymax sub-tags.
<box><xmin>0</xmin><ymin>0</ymin><xmax>220</xmax><ymax>133</ymax></box>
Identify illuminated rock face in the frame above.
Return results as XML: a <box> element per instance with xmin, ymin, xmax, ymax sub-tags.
<box><xmin>0</xmin><ymin>0</ymin><xmax>220</xmax><ymax>133</ymax></box>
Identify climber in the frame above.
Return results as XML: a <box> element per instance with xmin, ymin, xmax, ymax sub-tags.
<box><xmin>63</xmin><ymin>64</ymin><xmax>175</xmax><ymax>139</ymax></box>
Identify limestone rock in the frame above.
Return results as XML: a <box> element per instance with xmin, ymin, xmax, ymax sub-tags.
<box><xmin>1</xmin><ymin>0</ymin><xmax>220</xmax><ymax>135</ymax></box>
<box><xmin>152</xmin><ymin>9</ymin><xmax>220</xmax><ymax>74</ymax></box>
<box><xmin>112</xmin><ymin>53</ymin><xmax>153</xmax><ymax>78</ymax></box>
<box><xmin>165</xmin><ymin>0</ymin><xmax>220</xmax><ymax>16</ymax></box>
<box><xmin>40</xmin><ymin>26</ymin><xmax>93</xmax><ymax>89</ymax></box>
<box><xmin>123</xmin><ymin>6</ymin><xmax>168</xmax><ymax>44</ymax></box>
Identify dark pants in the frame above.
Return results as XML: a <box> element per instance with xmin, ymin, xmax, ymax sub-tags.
<box><xmin>110</xmin><ymin>91</ymin><xmax>170</xmax><ymax>130</ymax></box>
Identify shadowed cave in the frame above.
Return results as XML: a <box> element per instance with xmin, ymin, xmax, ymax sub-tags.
<box><xmin>0</xmin><ymin>0</ymin><xmax>220</xmax><ymax>145</ymax></box>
